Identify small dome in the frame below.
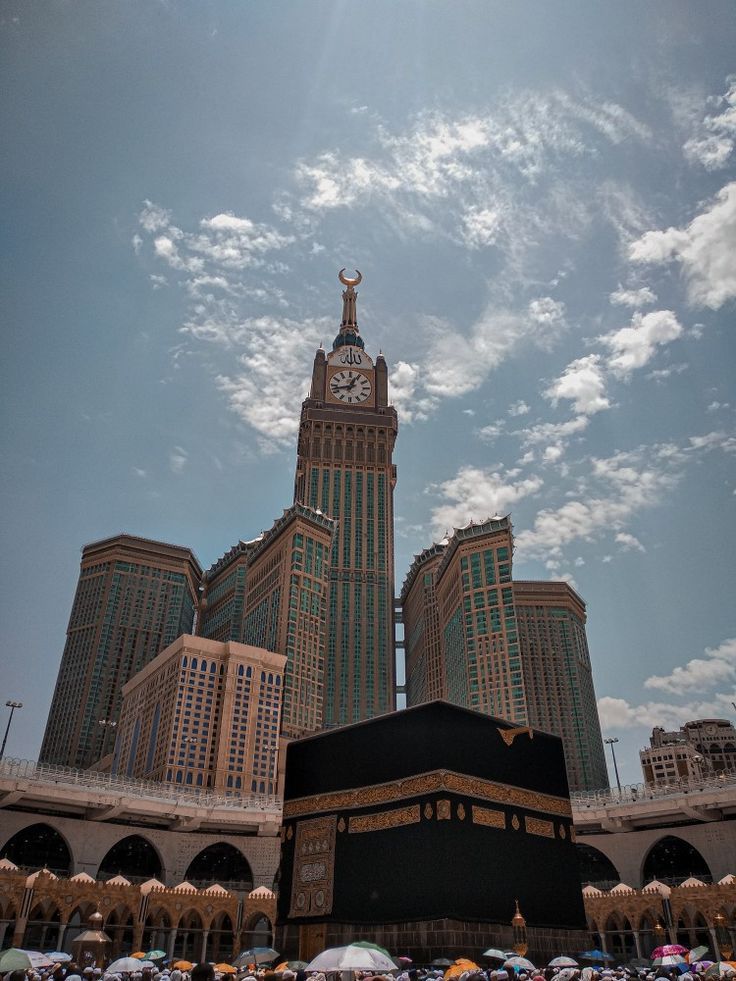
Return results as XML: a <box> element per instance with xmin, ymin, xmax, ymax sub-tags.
<box><xmin>106</xmin><ymin>874</ymin><xmax>132</xmax><ymax>886</ymax></box>
<box><xmin>680</xmin><ymin>876</ymin><xmax>706</xmax><ymax>888</ymax></box>
<box><xmin>582</xmin><ymin>885</ymin><xmax>603</xmax><ymax>896</ymax></box>
<box><xmin>609</xmin><ymin>882</ymin><xmax>635</xmax><ymax>894</ymax></box>
<box><xmin>71</xmin><ymin>872</ymin><xmax>96</xmax><ymax>883</ymax></box>
<box><xmin>718</xmin><ymin>873</ymin><xmax>735</xmax><ymax>884</ymax></box>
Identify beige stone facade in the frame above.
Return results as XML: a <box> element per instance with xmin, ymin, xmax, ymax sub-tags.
<box><xmin>115</xmin><ymin>635</ymin><xmax>286</xmax><ymax>795</ymax></box>
<box><xmin>198</xmin><ymin>505</ymin><xmax>335</xmax><ymax>741</ymax></box>
<box><xmin>0</xmin><ymin>866</ymin><xmax>276</xmax><ymax>963</ymax></box>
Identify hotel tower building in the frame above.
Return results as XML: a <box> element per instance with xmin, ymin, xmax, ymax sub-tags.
<box><xmin>293</xmin><ymin>271</ymin><xmax>398</xmax><ymax>726</ymax></box>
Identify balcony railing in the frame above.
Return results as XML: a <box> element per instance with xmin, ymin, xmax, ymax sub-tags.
<box><xmin>0</xmin><ymin>757</ymin><xmax>282</xmax><ymax>814</ymax></box>
<box><xmin>572</xmin><ymin>769</ymin><xmax>736</xmax><ymax>807</ymax></box>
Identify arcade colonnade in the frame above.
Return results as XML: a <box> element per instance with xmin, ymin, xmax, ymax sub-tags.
<box><xmin>583</xmin><ymin>881</ymin><xmax>736</xmax><ymax>961</ymax></box>
<box><xmin>0</xmin><ymin>867</ymin><xmax>276</xmax><ymax>963</ymax></box>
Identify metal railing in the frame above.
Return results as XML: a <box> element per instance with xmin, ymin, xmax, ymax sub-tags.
<box><xmin>571</xmin><ymin>769</ymin><xmax>736</xmax><ymax>807</ymax></box>
<box><xmin>0</xmin><ymin>757</ymin><xmax>282</xmax><ymax>814</ymax></box>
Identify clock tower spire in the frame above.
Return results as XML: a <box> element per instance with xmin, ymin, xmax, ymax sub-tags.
<box><xmin>294</xmin><ymin>270</ymin><xmax>398</xmax><ymax>727</ymax></box>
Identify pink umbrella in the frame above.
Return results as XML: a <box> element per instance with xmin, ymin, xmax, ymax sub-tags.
<box><xmin>652</xmin><ymin>947</ymin><xmax>689</xmax><ymax>959</ymax></box>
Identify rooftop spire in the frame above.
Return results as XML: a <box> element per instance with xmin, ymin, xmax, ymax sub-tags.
<box><xmin>334</xmin><ymin>268</ymin><xmax>365</xmax><ymax>350</ymax></box>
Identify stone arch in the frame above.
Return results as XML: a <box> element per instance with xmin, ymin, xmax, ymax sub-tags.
<box><xmin>142</xmin><ymin>908</ymin><xmax>172</xmax><ymax>955</ymax></box>
<box><xmin>23</xmin><ymin>899</ymin><xmax>61</xmax><ymax>950</ymax></box>
<box><xmin>242</xmin><ymin>911</ymin><xmax>272</xmax><ymax>949</ymax></box>
<box><xmin>174</xmin><ymin>909</ymin><xmax>204</xmax><ymax>961</ymax></box>
<box><xmin>98</xmin><ymin>834</ymin><xmax>163</xmax><ymax>881</ymax></box>
<box><xmin>576</xmin><ymin>841</ymin><xmax>621</xmax><ymax>886</ymax></box>
<box><xmin>0</xmin><ymin>822</ymin><xmax>73</xmax><ymax>875</ymax></box>
<box><xmin>642</xmin><ymin>835</ymin><xmax>712</xmax><ymax>884</ymax></box>
<box><xmin>64</xmin><ymin>901</ymin><xmax>99</xmax><ymax>951</ymax></box>
<box><xmin>185</xmin><ymin>842</ymin><xmax>253</xmax><ymax>890</ymax></box>
<box><xmin>104</xmin><ymin>905</ymin><xmax>135</xmax><ymax>959</ymax></box>
<box><xmin>208</xmin><ymin>911</ymin><xmax>235</xmax><ymax>963</ymax></box>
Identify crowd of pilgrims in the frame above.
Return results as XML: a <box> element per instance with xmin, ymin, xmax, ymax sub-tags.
<box><xmin>0</xmin><ymin>962</ymin><xmax>712</xmax><ymax>981</ymax></box>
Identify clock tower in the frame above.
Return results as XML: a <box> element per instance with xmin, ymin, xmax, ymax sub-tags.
<box><xmin>294</xmin><ymin>270</ymin><xmax>398</xmax><ymax>726</ymax></box>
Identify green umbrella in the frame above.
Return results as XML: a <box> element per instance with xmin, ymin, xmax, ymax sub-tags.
<box><xmin>0</xmin><ymin>951</ymin><xmax>55</xmax><ymax>972</ymax></box>
<box><xmin>351</xmin><ymin>942</ymin><xmax>396</xmax><ymax>961</ymax></box>
<box><xmin>146</xmin><ymin>951</ymin><xmax>167</xmax><ymax>961</ymax></box>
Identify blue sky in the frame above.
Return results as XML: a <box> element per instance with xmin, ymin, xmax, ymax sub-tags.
<box><xmin>2</xmin><ymin>1</ymin><xmax>735</xmax><ymax>785</ymax></box>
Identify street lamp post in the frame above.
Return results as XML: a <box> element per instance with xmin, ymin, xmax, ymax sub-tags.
<box><xmin>0</xmin><ymin>701</ymin><xmax>23</xmax><ymax>758</ymax></box>
<box><xmin>604</xmin><ymin>737</ymin><xmax>622</xmax><ymax>794</ymax></box>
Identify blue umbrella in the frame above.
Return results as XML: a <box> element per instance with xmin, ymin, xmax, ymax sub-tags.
<box><xmin>580</xmin><ymin>951</ymin><xmax>616</xmax><ymax>962</ymax></box>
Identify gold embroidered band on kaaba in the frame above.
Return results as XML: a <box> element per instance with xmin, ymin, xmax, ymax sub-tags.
<box><xmin>282</xmin><ymin>768</ymin><xmax>572</xmax><ymax>820</ymax></box>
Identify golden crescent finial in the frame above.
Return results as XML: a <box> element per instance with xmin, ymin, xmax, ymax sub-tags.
<box><xmin>338</xmin><ymin>268</ymin><xmax>362</xmax><ymax>287</ymax></box>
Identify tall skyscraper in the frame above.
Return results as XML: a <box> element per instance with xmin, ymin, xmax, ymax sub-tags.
<box><xmin>40</xmin><ymin>534</ymin><xmax>202</xmax><ymax>770</ymax></box>
<box><xmin>293</xmin><ymin>271</ymin><xmax>398</xmax><ymax>726</ymax></box>
<box><xmin>401</xmin><ymin>517</ymin><xmax>607</xmax><ymax>791</ymax></box>
<box><xmin>513</xmin><ymin>580</ymin><xmax>608</xmax><ymax>791</ymax></box>
<box><xmin>114</xmin><ymin>634</ymin><xmax>285</xmax><ymax>794</ymax></box>
<box><xmin>198</xmin><ymin>503</ymin><xmax>335</xmax><ymax>738</ymax></box>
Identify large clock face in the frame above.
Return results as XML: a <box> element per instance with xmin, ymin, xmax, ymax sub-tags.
<box><xmin>329</xmin><ymin>369</ymin><xmax>372</xmax><ymax>404</ymax></box>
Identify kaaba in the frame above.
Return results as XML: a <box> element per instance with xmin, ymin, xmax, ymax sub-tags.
<box><xmin>276</xmin><ymin>701</ymin><xmax>589</xmax><ymax>962</ymax></box>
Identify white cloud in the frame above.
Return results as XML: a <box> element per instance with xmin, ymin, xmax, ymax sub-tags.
<box><xmin>645</xmin><ymin>363</ymin><xmax>689</xmax><ymax>381</ymax></box>
<box><xmin>389</xmin><ymin>361</ymin><xmax>437</xmax><ymax>423</ymax></box>
<box><xmin>687</xmin><ymin>430</ymin><xmax>736</xmax><ymax>453</ymax></box>
<box><xmin>684</xmin><ymin>135</ymin><xmax>733</xmax><ymax>170</ymax></box>
<box><xmin>645</xmin><ymin>638</ymin><xmax>736</xmax><ymax>695</ymax></box>
<box><xmin>169</xmin><ymin>446</ymin><xmax>188</xmax><ymax>474</ymax></box>
<box><xmin>629</xmin><ymin>182</ymin><xmax>736</xmax><ymax>309</ymax></box>
<box><xmin>600</xmin><ymin>309</ymin><xmax>683</xmax><ymax>377</ymax></box>
<box><xmin>683</xmin><ymin>76</ymin><xmax>736</xmax><ymax>170</ymax></box>
<box><xmin>215</xmin><ymin>316</ymin><xmax>325</xmax><ymax>447</ymax></box>
<box><xmin>477</xmin><ymin>421</ymin><xmax>505</xmax><ymax>442</ymax></box>
<box><xmin>615</xmin><ymin>531</ymin><xmax>645</xmax><ymax>552</ymax></box>
<box><xmin>139</xmin><ymin>200</ymin><xmax>172</xmax><ymax>233</ymax></box>
<box><xmin>597</xmin><ymin>695</ymin><xmax>695</xmax><ymax>732</ymax></box>
<box><xmin>518</xmin><ymin>415</ymin><xmax>589</xmax><ymax>445</ymax></box>
<box><xmin>508</xmin><ymin>400</ymin><xmax>530</xmax><ymax>417</ymax></box>
<box><xmin>462</xmin><ymin>207</ymin><xmax>503</xmax><ymax>248</ymax></box>
<box><xmin>545</xmin><ymin>354</ymin><xmax>610</xmax><ymax>415</ymax></box>
<box><xmin>516</xmin><ymin>444</ymin><xmax>680</xmax><ymax>560</ymax></box>
<box><xmin>132</xmin><ymin>467</ymin><xmax>147</xmax><ymax>478</ymax></box>
<box><xmin>706</xmin><ymin>401</ymin><xmax>730</xmax><ymax>413</ymax></box>
<box><xmin>429</xmin><ymin>467</ymin><xmax>543</xmax><ymax>536</ymax></box>
<box><xmin>609</xmin><ymin>285</ymin><xmax>657</xmax><ymax>308</ymax></box>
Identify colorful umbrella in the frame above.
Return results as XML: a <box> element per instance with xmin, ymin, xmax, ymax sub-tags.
<box><xmin>580</xmin><ymin>952</ymin><xmax>615</xmax><ymax>963</ymax></box>
<box><xmin>215</xmin><ymin>965</ymin><xmax>236</xmax><ymax>974</ymax></box>
<box><xmin>131</xmin><ymin>952</ymin><xmax>147</xmax><ymax>959</ymax></box>
<box><xmin>652</xmin><ymin>947</ymin><xmax>689</xmax><ymax>959</ymax></box>
<box><xmin>704</xmin><ymin>964</ymin><xmax>736</xmax><ymax>978</ymax></box>
<box><xmin>45</xmin><ymin>953</ymin><xmax>73</xmax><ymax>963</ymax></box>
<box><xmin>549</xmin><ymin>959</ymin><xmax>579</xmax><ymax>968</ymax></box>
<box><xmin>653</xmin><ymin>956</ymin><xmax>688</xmax><ymax>969</ymax></box>
<box><xmin>0</xmin><ymin>951</ymin><xmax>55</xmax><ymax>972</ymax></box>
<box><xmin>173</xmin><ymin>961</ymin><xmax>194</xmax><ymax>971</ymax></box>
<box><xmin>146</xmin><ymin>951</ymin><xmax>167</xmax><ymax>961</ymax></box>
<box><xmin>689</xmin><ymin>949</ymin><xmax>711</xmax><ymax>965</ymax></box>
<box><xmin>274</xmin><ymin>962</ymin><xmax>308</xmax><ymax>972</ymax></box>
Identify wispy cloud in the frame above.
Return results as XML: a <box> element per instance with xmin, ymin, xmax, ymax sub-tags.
<box><xmin>682</xmin><ymin>76</ymin><xmax>736</xmax><ymax>171</ymax></box>
<box><xmin>169</xmin><ymin>446</ymin><xmax>188</xmax><ymax>474</ymax></box>
<box><xmin>609</xmin><ymin>285</ymin><xmax>657</xmax><ymax>308</ymax></box>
